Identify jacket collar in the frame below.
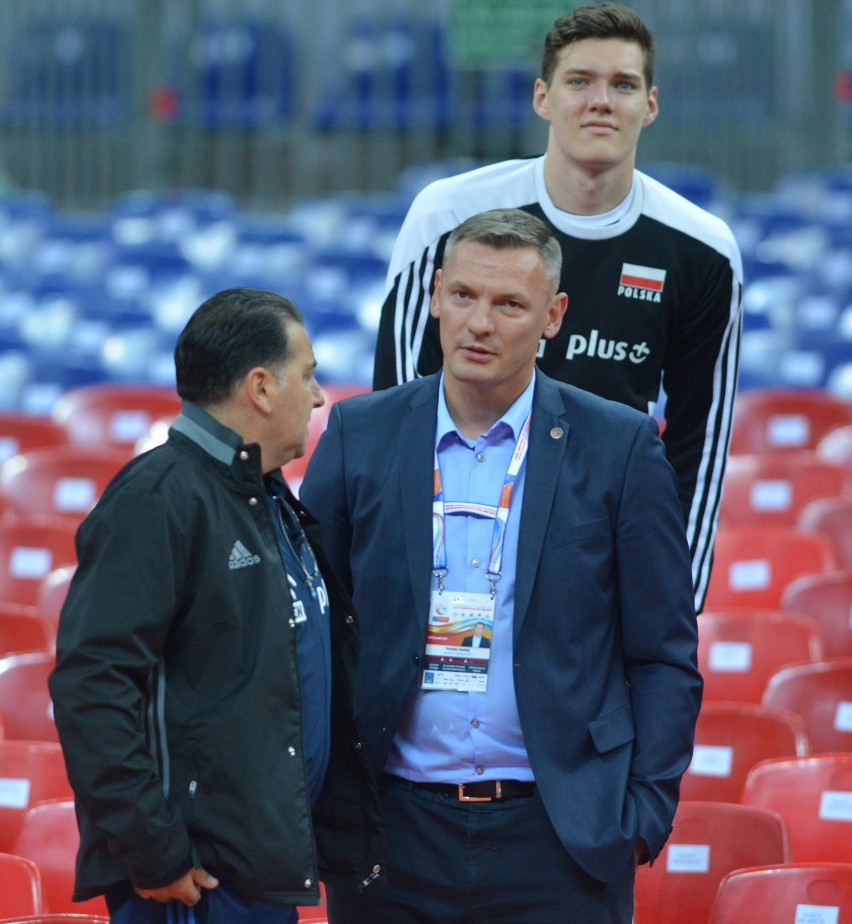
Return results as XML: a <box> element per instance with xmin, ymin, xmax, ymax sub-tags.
<box><xmin>170</xmin><ymin>401</ymin><xmax>267</xmax><ymax>488</ymax></box>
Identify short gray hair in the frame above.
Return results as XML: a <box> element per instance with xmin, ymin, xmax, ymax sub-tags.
<box><xmin>443</xmin><ymin>208</ymin><xmax>563</xmax><ymax>298</ymax></box>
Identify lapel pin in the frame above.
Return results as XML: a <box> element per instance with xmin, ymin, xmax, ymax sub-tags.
<box><xmin>550</xmin><ymin>427</ymin><xmax>564</xmax><ymax>440</ymax></box>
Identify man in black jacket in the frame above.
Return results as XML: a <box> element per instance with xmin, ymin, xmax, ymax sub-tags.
<box><xmin>49</xmin><ymin>288</ymin><xmax>384</xmax><ymax>923</ymax></box>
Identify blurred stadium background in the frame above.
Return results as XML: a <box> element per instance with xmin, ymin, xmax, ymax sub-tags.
<box><xmin>0</xmin><ymin>0</ymin><xmax>849</xmax><ymax>405</ymax></box>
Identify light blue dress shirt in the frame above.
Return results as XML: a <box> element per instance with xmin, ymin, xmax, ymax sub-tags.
<box><xmin>385</xmin><ymin>374</ymin><xmax>536</xmax><ymax>783</ymax></box>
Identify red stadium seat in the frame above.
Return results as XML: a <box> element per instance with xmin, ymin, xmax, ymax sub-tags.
<box><xmin>0</xmin><ymin>651</ymin><xmax>58</xmax><ymax>742</ymax></box>
<box><xmin>798</xmin><ymin>495</ymin><xmax>852</xmax><ymax>570</ymax></box>
<box><xmin>0</xmin><ymin>741</ymin><xmax>73</xmax><ymax>853</ymax></box>
<box><xmin>710</xmin><ymin>863</ymin><xmax>852</xmax><ymax>924</ymax></box>
<box><xmin>0</xmin><ymin>605</ymin><xmax>56</xmax><ymax>657</ymax></box>
<box><xmin>633</xmin><ymin>801</ymin><xmax>790</xmax><ymax>924</ymax></box>
<box><xmin>782</xmin><ymin>570</ymin><xmax>852</xmax><ymax>659</ymax></box>
<box><xmin>0</xmin><ymin>415</ymin><xmax>69</xmax><ymax>467</ymax></box>
<box><xmin>730</xmin><ymin>389</ymin><xmax>852</xmax><ymax>456</ymax></box>
<box><xmin>682</xmin><ymin>702</ymin><xmax>809</xmax><ymax>803</ymax></box>
<box><xmin>13</xmin><ymin>800</ymin><xmax>108</xmax><ymax>917</ymax></box>
<box><xmin>0</xmin><ymin>852</ymin><xmax>45</xmax><ymax>917</ymax></box>
<box><xmin>0</xmin><ymin>916</ymin><xmax>109</xmax><ymax>923</ymax></box>
<box><xmin>0</xmin><ymin>518</ymin><xmax>79</xmax><ymax>607</ymax></box>
<box><xmin>697</xmin><ymin>609</ymin><xmax>824</xmax><ymax>704</ymax></box>
<box><xmin>763</xmin><ymin>659</ymin><xmax>852</xmax><ymax>753</ymax></box>
<box><xmin>35</xmin><ymin>568</ymin><xmax>75</xmax><ymax>622</ymax></box>
<box><xmin>818</xmin><ymin>424</ymin><xmax>852</xmax><ymax>469</ymax></box>
<box><xmin>0</xmin><ymin>447</ymin><xmax>129</xmax><ymax>523</ymax></box>
<box><xmin>741</xmin><ymin>754</ymin><xmax>852</xmax><ymax>862</ymax></box>
<box><xmin>296</xmin><ymin>883</ymin><xmax>329</xmax><ymax>923</ymax></box>
<box><xmin>719</xmin><ymin>453</ymin><xmax>852</xmax><ymax>528</ymax></box>
<box><xmin>50</xmin><ymin>383</ymin><xmax>181</xmax><ymax>451</ymax></box>
<box><xmin>704</xmin><ymin>526</ymin><xmax>836</xmax><ymax>609</ymax></box>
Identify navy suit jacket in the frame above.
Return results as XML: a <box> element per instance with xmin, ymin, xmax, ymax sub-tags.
<box><xmin>301</xmin><ymin>371</ymin><xmax>701</xmax><ymax>883</ymax></box>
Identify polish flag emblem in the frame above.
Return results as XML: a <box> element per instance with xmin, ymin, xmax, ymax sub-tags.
<box><xmin>620</xmin><ymin>263</ymin><xmax>667</xmax><ymax>292</ymax></box>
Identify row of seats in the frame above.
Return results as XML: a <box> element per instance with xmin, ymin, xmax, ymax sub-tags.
<box><xmin>0</xmin><ymin>385</ymin><xmax>848</xmax><ymax>921</ymax></box>
<box><xmin>635</xmin><ymin>797</ymin><xmax>852</xmax><ymax>923</ymax></box>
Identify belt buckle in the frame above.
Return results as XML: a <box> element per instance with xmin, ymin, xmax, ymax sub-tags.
<box><xmin>458</xmin><ymin>781</ymin><xmax>501</xmax><ymax>802</ymax></box>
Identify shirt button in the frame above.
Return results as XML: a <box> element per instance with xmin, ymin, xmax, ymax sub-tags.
<box><xmin>304</xmin><ymin>879</ymin><xmax>313</xmax><ymax>889</ymax></box>
<box><xmin>471</xmin><ymin>719</ymin><xmax>480</xmax><ymax>728</ymax></box>
<box><xmin>239</xmin><ymin>450</ymin><xmax>249</xmax><ymax>461</ymax></box>
<box><xmin>472</xmin><ymin>558</ymin><xmax>481</xmax><ymax>568</ymax></box>
<box><xmin>289</xmin><ymin>618</ymin><xmax>296</xmax><ymax>628</ymax></box>
<box><xmin>476</xmin><ymin>452</ymin><xmax>486</xmax><ymax>462</ymax></box>
<box><xmin>475</xmin><ymin>766</ymin><xmax>484</xmax><ymax>775</ymax></box>
<box><xmin>288</xmin><ymin>746</ymin><xmax>296</xmax><ymax>756</ymax></box>
<box><xmin>345</xmin><ymin>614</ymin><xmax>355</xmax><ymax>625</ymax></box>
<box><xmin>248</xmin><ymin>496</ymin><xmax>258</xmax><ymax>506</ymax></box>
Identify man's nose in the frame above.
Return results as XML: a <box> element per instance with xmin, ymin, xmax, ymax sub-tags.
<box><xmin>467</xmin><ymin>302</ymin><xmax>494</xmax><ymax>334</ymax></box>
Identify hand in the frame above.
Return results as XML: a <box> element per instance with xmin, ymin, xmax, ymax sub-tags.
<box><xmin>135</xmin><ymin>866</ymin><xmax>219</xmax><ymax>905</ymax></box>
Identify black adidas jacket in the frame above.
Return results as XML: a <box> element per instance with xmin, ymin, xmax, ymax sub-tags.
<box><xmin>49</xmin><ymin>404</ymin><xmax>385</xmax><ymax>907</ymax></box>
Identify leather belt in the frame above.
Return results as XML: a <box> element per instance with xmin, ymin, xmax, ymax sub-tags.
<box><xmin>398</xmin><ymin>777</ymin><xmax>536</xmax><ymax>802</ymax></box>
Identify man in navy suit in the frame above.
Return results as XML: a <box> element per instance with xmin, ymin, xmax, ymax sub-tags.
<box><xmin>461</xmin><ymin>622</ymin><xmax>491</xmax><ymax>648</ymax></box>
<box><xmin>301</xmin><ymin>208</ymin><xmax>701</xmax><ymax>923</ymax></box>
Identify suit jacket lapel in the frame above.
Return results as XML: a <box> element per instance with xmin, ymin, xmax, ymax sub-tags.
<box><xmin>514</xmin><ymin>373</ymin><xmax>570</xmax><ymax>640</ymax></box>
<box><xmin>398</xmin><ymin>377</ymin><xmax>441</xmax><ymax>635</ymax></box>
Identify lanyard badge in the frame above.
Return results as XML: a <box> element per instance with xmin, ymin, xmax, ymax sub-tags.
<box><xmin>422</xmin><ymin>415</ymin><xmax>530</xmax><ymax>693</ymax></box>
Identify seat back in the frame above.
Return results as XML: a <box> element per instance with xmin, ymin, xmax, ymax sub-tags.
<box><xmin>0</xmin><ymin>447</ymin><xmax>129</xmax><ymax>522</ymax></box>
<box><xmin>0</xmin><ymin>851</ymin><xmax>45</xmax><ymax>916</ymax></box>
<box><xmin>741</xmin><ymin>754</ymin><xmax>852</xmax><ymax>862</ymax></box>
<box><xmin>50</xmin><ymin>383</ymin><xmax>181</xmax><ymax>450</ymax></box>
<box><xmin>36</xmin><ymin>567</ymin><xmax>76</xmax><ymax>622</ymax></box>
<box><xmin>818</xmin><ymin>424</ymin><xmax>852</xmax><ymax>468</ymax></box>
<box><xmin>720</xmin><ymin>453</ymin><xmax>852</xmax><ymax>527</ymax></box>
<box><xmin>798</xmin><ymin>495</ymin><xmax>852</xmax><ymax>570</ymax></box>
<box><xmin>0</xmin><ymin>604</ymin><xmax>56</xmax><ymax>657</ymax></box>
<box><xmin>0</xmin><ymin>651</ymin><xmax>58</xmax><ymax>742</ymax></box>
<box><xmin>0</xmin><ymin>414</ymin><xmax>69</xmax><ymax>466</ymax></box>
<box><xmin>705</xmin><ymin>526</ymin><xmax>836</xmax><ymax>609</ymax></box>
<box><xmin>14</xmin><ymin>799</ymin><xmax>108</xmax><ymax>916</ymax></box>
<box><xmin>710</xmin><ymin>862</ymin><xmax>852</xmax><ymax>923</ymax></box>
<box><xmin>782</xmin><ymin>570</ymin><xmax>852</xmax><ymax>658</ymax></box>
<box><xmin>763</xmin><ymin>659</ymin><xmax>852</xmax><ymax>753</ymax></box>
<box><xmin>730</xmin><ymin>388</ymin><xmax>852</xmax><ymax>455</ymax></box>
<box><xmin>697</xmin><ymin>609</ymin><xmax>824</xmax><ymax>704</ymax></box>
<box><xmin>0</xmin><ymin>916</ymin><xmax>109</xmax><ymax>923</ymax></box>
<box><xmin>682</xmin><ymin>702</ymin><xmax>809</xmax><ymax>802</ymax></box>
<box><xmin>633</xmin><ymin>801</ymin><xmax>790</xmax><ymax>924</ymax></box>
<box><xmin>0</xmin><ymin>741</ymin><xmax>73</xmax><ymax>853</ymax></box>
<box><xmin>0</xmin><ymin>518</ymin><xmax>79</xmax><ymax>606</ymax></box>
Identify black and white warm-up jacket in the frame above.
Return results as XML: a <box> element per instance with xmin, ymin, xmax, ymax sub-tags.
<box><xmin>49</xmin><ymin>404</ymin><xmax>384</xmax><ymax>908</ymax></box>
<box><xmin>373</xmin><ymin>156</ymin><xmax>743</xmax><ymax>611</ymax></box>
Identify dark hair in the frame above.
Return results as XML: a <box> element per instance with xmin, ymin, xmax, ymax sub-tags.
<box><xmin>174</xmin><ymin>287</ymin><xmax>303</xmax><ymax>406</ymax></box>
<box><xmin>444</xmin><ymin>208</ymin><xmax>563</xmax><ymax>298</ymax></box>
<box><xmin>541</xmin><ymin>2</ymin><xmax>656</xmax><ymax>89</ymax></box>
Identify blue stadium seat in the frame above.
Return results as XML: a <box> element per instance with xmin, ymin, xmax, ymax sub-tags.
<box><xmin>313</xmin><ymin>17</ymin><xmax>450</xmax><ymax>131</ymax></box>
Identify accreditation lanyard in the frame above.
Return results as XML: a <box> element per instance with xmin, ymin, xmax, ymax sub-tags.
<box><xmin>431</xmin><ymin>414</ymin><xmax>531</xmax><ymax>600</ymax></box>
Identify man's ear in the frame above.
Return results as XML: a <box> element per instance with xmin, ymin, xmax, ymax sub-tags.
<box><xmin>543</xmin><ymin>292</ymin><xmax>568</xmax><ymax>340</ymax></box>
<box><xmin>532</xmin><ymin>78</ymin><xmax>551</xmax><ymax>123</ymax></box>
<box><xmin>245</xmin><ymin>367</ymin><xmax>275</xmax><ymax>414</ymax></box>
<box><xmin>429</xmin><ymin>268</ymin><xmax>443</xmax><ymax>319</ymax></box>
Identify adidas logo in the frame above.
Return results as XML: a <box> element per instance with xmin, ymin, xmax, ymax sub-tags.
<box><xmin>228</xmin><ymin>540</ymin><xmax>261</xmax><ymax>570</ymax></box>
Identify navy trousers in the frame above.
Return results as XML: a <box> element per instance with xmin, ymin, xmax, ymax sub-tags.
<box><xmin>108</xmin><ymin>885</ymin><xmax>298</xmax><ymax>924</ymax></box>
<box><xmin>327</xmin><ymin>774</ymin><xmax>634</xmax><ymax>924</ymax></box>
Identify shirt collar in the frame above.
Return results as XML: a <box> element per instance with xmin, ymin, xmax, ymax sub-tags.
<box><xmin>171</xmin><ymin>400</ymin><xmax>244</xmax><ymax>466</ymax></box>
<box><xmin>435</xmin><ymin>372</ymin><xmax>535</xmax><ymax>449</ymax></box>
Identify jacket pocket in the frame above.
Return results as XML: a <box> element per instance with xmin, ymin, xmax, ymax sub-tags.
<box><xmin>588</xmin><ymin>704</ymin><xmax>635</xmax><ymax>754</ymax></box>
